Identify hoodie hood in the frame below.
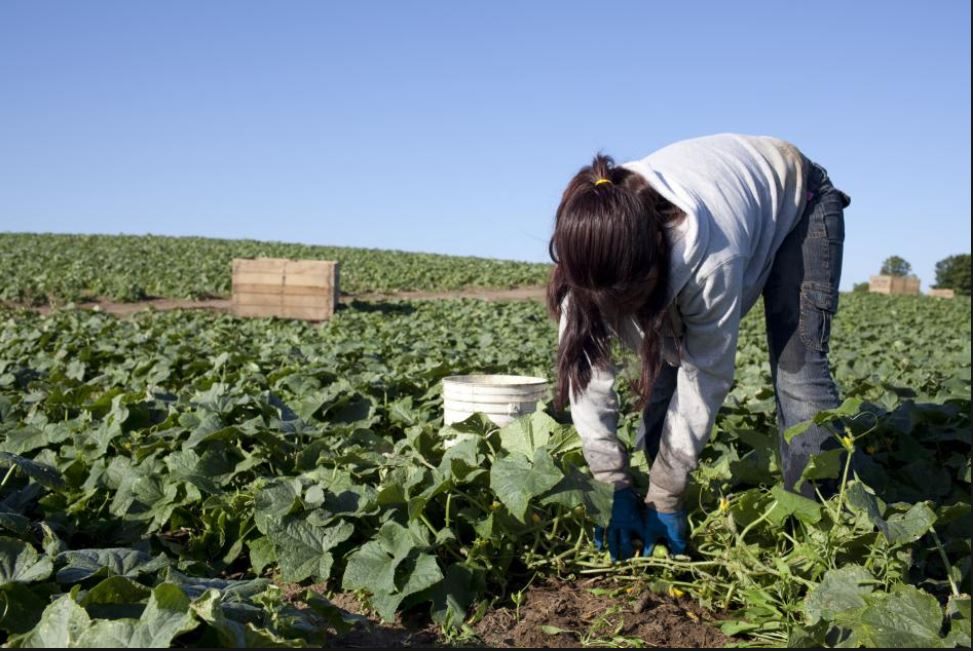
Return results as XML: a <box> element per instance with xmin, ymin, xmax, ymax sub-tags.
<box><xmin>620</xmin><ymin>159</ymin><xmax>711</xmax><ymax>305</ymax></box>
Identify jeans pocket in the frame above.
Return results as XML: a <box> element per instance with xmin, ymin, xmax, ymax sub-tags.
<box><xmin>824</xmin><ymin>206</ymin><xmax>845</xmax><ymax>243</ymax></box>
<box><xmin>799</xmin><ymin>281</ymin><xmax>839</xmax><ymax>353</ymax></box>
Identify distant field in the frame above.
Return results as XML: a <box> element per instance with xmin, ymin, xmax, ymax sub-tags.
<box><xmin>0</xmin><ymin>233</ymin><xmax>552</xmax><ymax>304</ymax></box>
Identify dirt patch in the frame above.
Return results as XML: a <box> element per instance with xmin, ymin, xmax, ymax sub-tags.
<box><xmin>470</xmin><ymin>577</ymin><xmax>726</xmax><ymax>648</ymax></box>
<box><xmin>280</xmin><ymin>576</ymin><xmax>726</xmax><ymax>648</ymax></box>
<box><xmin>2</xmin><ymin>286</ymin><xmax>546</xmax><ymax>318</ymax></box>
<box><xmin>350</xmin><ymin>286</ymin><xmax>546</xmax><ymax>303</ymax></box>
<box><xmin>4</xmin><ymin>297</ymin><xmax>233</xmax><ymax>317</ymax></box>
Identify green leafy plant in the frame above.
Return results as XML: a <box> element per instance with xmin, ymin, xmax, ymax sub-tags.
<box><xmin>0</xmin><ymin>288</ymin><xmax>969</xmax><ymax>647</ymax></box>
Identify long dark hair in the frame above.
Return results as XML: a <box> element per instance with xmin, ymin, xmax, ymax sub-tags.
<box><xmin>547</xmin><ymin>154</ymin><xmax>683</xmax><ymax>410</ymax></box>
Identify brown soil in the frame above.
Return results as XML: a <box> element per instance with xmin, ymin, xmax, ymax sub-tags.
<box><xmin>16</xmin><ymin>297</ymin><xmax>234</xmax><ymax>317</ymax></box>
<box><xmin>2</xmin><ymin>286</ymin><xmax>546</xmax><ymax>318</ymax></box>
<box><xmin>469</xmin><ymin>577</ymin><xmax>726</xmax><ymax>648</ymax></box>
<box><xmin>281</xmin><ymin>576</ymin><xmax>727</xmax><ymax>648</ymax></box>
<box><xmin>351</xmin><ymin>286</ymin><xmax>546</xmax><ymax>303</ymax></box>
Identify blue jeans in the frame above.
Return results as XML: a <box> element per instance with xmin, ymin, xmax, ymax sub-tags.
<box><xmin>641</xmin><ymin>159</ymin><xmax>850</xmax><ymax>498</ymax></box>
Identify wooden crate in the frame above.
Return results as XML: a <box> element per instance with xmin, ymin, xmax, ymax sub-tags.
<box><xmin>928</xmin><ymin>288</ymin><xmax>956</xmax><ymax>299</ymax></box>
<box><xmin>232</xmin><ymin>258</ymin><xmax>339</xmax><ymax>320</ymax></box>
<box><xmin>869</xmin><ymin>275</ymin><xmax>920</xmax><ymax>296</ymax></box>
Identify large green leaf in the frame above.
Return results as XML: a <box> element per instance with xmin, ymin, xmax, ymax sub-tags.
<box><xmin>163</xmin><ymin>568</ymin><xmax>271</xmax><ymax>602</ymax></box>
<box><xmin>804</xmin><ymin>564</ymin><xmax>875</xmax><ymax>625</ymax></box>
<box><xmin>164</xmin><ymin>448</ymin><xmax>236</xmax><ymax>495</ymax></box>
<box><xmin>342</xmin><ymin>521</ymin><xmax>443</xmax><ymax>622</ymax></box>
<box><xmin>253</xmin><ymin>479</ymin><xmax>302</xmax><ymax>535</ymax></box>
<box><xmin>489</xmin><ymin>448</ymin><xmax>563</xmax><ymax>522</ymax></box>
<box><xmin>370</xmin><ymin>552</ymin><xmax>442</xmax><ymax>621</ymax></box>
<box><xmin>796</xmin><ymin>449</ymin><xmax>844</xmax><ymax>489</ymax></box>
<box><xmin>845</xmin><ymin>484</ymin><xmax>938</xmax><ymax>545</ymax></box>
<box><xmin>884</xmin><ymin>502</ymin><xmax>938</xmax><ymax>545</ymax></box>
<box><xmin>767</xmin><ymin>485</ymin><xmax>822</xmax><ymax>527</ymax></box>
<box><xmin>0</xmin><ymin>583</ymin><xmax>48</xmax><ymax>634</ymax></box>
<box><xmin>76</xmin><ymin>620</ymin><xmax>139</xmax><ymax>648</ymax></box>
<box><xmin>0</xmin><ymin>452</ymin><xmax>64</xmax><ymax>489</ymax></box>
<box><xmin>247</xmin><ymin>537</ymin><xmax>277</xmax><ymax>575</ymax></box>
<box><xmin>190</xmin><ymin>590</ymin><xmax>297</xmax><ymax>648</ymax></box>
<box><xmin>342</xmin><ymin>539</ymin><xmax>398</xmax><ymax>595</ymax></box>
<box><xmin>126</xmin><ymin>583</ymin><xmax>199</xmax><ymax>648</ymax></box>
<box><xmin>540</xmin><ymin>462</ymin><xmax>612</xmax><ymax>527</ymax></box>
<box><xmin>0</xmin><ymin>507</ymin><xmax>32</xmax><ymax>537</ymax></box>
<box><xmin>426</xmin><ymin>563</ymin><xmax>478</xmax><ymax>626</ymax></box>
<box><xmin>8</xmin><ymin>593</ymin><xmax>91</xmax><ymax>648</ymax></box>
<box><xmin>15</xmin><ymin>583</ymin><xmax>200</xmax><ymax>648</ymax></box>
<box><xmin>0</xmin><ymin>538</ymin><xmax>52</xmax><ymax>586</ymax></box>
<box><xmin>273</xmin><ymin>518</ymin><xmax>354</xmax><ymax>583</ymax></box>
<box><xmin>852</xmin><ymin>584</ymin><xmax>948</xmax><ymax>648</ymax></box>
<box><xmin>342</xmin><ymin>520</ymin><xmax>421</xmax><ymax>596</ymax></box>
<box><xmin>0</xmin><ymin>427</ymin><xmax>54</xmax><ymax>456</ymax></box>
<box><xmin>846</xmin><ymin>480</ymin><xmax>890</xmax><ymax>537</ymax></box>
<box><xmin>79</xmin><ymin>576</ymin><xmax>152</xmax><ymax>620</ymax></box>
<box><xmin>54</xmin><ymin>548</ymin><xmax>167</xmax><ymax>583</ymax></box>
<box><xmin>437</xmin><ymin>437</ymin><xmax>484</xmax><ymax>483</ymax></box>
<box><xmin>783</xmin><ymin>398</ymin><xmax>864</xmax><ymax>443</ymax></box>
<box><xmin>727</xmin><ymin>488</ymin><xmax>772</xmax><ymax>528</ymax></box>
<box><xmin>499</xmin><ymin>411</ymin><xmax>559</xmax><ymax>458</ymax></box>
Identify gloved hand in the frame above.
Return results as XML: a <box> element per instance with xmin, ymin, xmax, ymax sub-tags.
<box><xmin>642</xmin><ymin>508</ymin><xmax>688</xmax><ymax>556</ymax></box>
<box><xmin>594</xmin><ymin>487</ymin><xmax>645</xmax><ymax>562</ymax></box>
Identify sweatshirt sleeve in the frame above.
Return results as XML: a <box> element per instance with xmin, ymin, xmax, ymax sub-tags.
<box><xmin>645</xmin><ymin>259</ymin><xmax>745</xmax><ymax>512</ymax></box>
<box><xmin>558</xmin><ymin>296</ymin><xmax>631</xmax><ymax>489</ymax></box>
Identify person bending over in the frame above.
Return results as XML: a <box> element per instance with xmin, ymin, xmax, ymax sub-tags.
<box><xmin>547</xmin><ymin>133</ymin><xmax>851</xmax><ymax>560</ymax></box>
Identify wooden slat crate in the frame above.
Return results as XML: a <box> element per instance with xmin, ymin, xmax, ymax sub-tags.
<box><xmin>232</xmin><ymin>258</ymin><xmax>339</xmax><ymax>320</ymax></box>
<box><xmin>868</xmin><ymin>275</ymin><xmax>920</xmax><ymax>296</ymax></box>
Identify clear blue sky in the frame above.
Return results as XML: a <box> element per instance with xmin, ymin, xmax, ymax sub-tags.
<box><xmin>1</xmin><ymin>1</ymin><xmax>970</xmax><ymax>290</ymax></box>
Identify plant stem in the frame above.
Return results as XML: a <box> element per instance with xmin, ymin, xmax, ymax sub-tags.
<box><xmin>835</xmin><ymin>445</ymin><xmax>855</xmax><ymax>517</ymax></box>
<box><xmin>569</xmin><ymin>557</ymin><xmax>721</xmax><ymax>570</ymax></box>
<box><xmin>778</xmin><ymin>530</ymin><xmax>801</xmax><ymax>547</ymax></box>
<box><xmin>527</xmin><ymin>529</ymin><xmax>542</xmax><ymax>560</ymax></box>
<box><xmin>0</xmin><ymin>465</ymin><xmax>16</xmax><ymax>491</ymax></box>
<box><xmin>419</xmin><ymin>513</ymin><xmax>438</xmax><ymax>538</ymax></box>
<box><xmin>549</xmin><ymin>509</ymin><xmax>562</xmax><ymax>542</ymax></box>
<box><xmin>738</xmin><ymin>500</ymin><xmax>778</xmax><ymax>541</ymax></box>
<box><xmin>722</xmin><ymin>583</ymin><xmax>736</xmax><ymax>610</ymax></box>
<box><xmin>930</xmin><ymin>528</ymin><xmax>960</xmax><ymax>597</ymax></box>
<box><xmin>454</xmin><ymin>487</ymin><xmax>491</xmax><ymax>513</ymax></box>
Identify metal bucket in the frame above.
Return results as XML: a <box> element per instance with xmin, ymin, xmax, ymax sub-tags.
<box><xmin>442</xmin><ymin>374</ymin><xmax>549</xmax><ymax>426</ymax></box>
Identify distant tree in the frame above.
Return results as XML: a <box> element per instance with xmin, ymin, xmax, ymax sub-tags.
<box><xmin>934</xmin><ymin>254</ymin><xmax>971</xmax><ymax>296</ymax></box>
<box><xmin>880</xmin><ymin>256</ymin><xmax>912</xmax><ymax>277</ymax></box>
<box><xmin>852</xmin><ymin>282</ymin><xmax>870</xmax><ymax>293</ymax></box>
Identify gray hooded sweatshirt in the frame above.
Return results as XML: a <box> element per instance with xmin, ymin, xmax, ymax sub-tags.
<box><xmin>560</xmin><ymin>133</ymin><xmax>809</xmax><ymax>511</ymax></box>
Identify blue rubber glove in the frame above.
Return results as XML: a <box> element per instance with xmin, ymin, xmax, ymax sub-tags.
<box><xmin>643</xmin><ymin>508</ymin><xmax>688</xmax><ymax>556</ymax></box>
<box><xmin>594</xmin><ymin>487</ymin><xmax>644</xmax><ymax>562</ymax></box>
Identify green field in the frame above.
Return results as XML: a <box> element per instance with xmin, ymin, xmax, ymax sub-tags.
<box><xmin>0</xmin><ymin>241</ymin><xmax>970</xmax><ymax>647</ymax></box>
<box><xmin>0</xmin><ymin>233</ymin><xmax>552</xmax><ymax>304</ymax></box>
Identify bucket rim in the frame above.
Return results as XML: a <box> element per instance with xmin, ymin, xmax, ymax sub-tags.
<box><xmin>442</xmin><ymin>374</ymin><xmax>549</xmax><ymax>387</ymax></box>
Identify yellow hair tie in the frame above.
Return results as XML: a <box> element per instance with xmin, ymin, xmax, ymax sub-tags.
<box><xmin>594</xmin><ymin>178</ymin><xmax>612</xmax><ymax>186</ymax></box>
